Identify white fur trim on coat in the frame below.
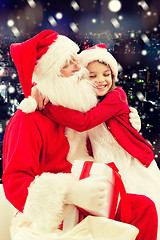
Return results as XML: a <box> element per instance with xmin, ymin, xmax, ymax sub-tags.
<box><xmin>65</xmin><ymin>128</ymin><xmax>94</xmax><ymax>163</ymax></box>
<box><xmin>79</xmin><ymin>46</ymin><xmax>118</xmax><ymax>80</ymax></box>
<box><xmin>23</xmin><ymin>172</ymin><xmax>74</xmax><ymax>232</ymax></box>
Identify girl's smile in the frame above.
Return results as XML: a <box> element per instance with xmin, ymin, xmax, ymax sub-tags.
<box><xmin>87</xmin><ymin>61</ymin><xmax>113</xmax><ymax>97</ymax></box>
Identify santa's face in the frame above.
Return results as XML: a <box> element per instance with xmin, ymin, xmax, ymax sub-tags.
<box><xmin>60</xmin><ymin>56</ymin><xmax>81</xmax><ymax>77</ymax></box>
<box><xmin>87</xmin><ymin>61</ymin><xmax>113</xmax><ymax>97</ymax></box>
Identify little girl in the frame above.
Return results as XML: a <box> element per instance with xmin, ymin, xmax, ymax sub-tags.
<box><xmin>40</xmin><ymin>44</ymin><xmax>160</xmax><ymax>238</ymax></box>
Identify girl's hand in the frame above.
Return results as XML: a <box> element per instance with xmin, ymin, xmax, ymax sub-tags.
<box><xmin>129</xmin><ymin>107</ymin><xmax>141</xmax><ymax>132</ymax></box>
<box><xmin>31</xmin><ymin>85</ymin><xmax>49</xmax><ymax>110</ymax></box>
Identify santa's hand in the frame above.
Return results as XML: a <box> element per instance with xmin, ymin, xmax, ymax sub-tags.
<box><xmin>65</xmin><ymin>176</ymin><xmax>107</xmax><ymax>213</ymax></box>
<box><xmin>129</xmin><ymin>107</ymin><xmax>141</xmax><ymax>132</ymax></box>
<box><xmin>31</xmin><ymin>85</ymin><xmax>49</xmax><ymax>110</ymax></box>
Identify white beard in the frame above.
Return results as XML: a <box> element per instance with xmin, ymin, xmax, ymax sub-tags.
<box><xmin>36</xmin><ymin>69</ymin><xmax>98</xmax><ymax>163</ymax></box>
<box><xmin>36</xmin><ymin>68</ymin><xmax>97</xmax><ymax>112</ymax></box>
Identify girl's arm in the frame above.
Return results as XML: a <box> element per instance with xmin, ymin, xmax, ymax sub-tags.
<box><xmin>43</xmin><ymin>88</ymin><xmax>129</xmax><ymax>132</ymax></box>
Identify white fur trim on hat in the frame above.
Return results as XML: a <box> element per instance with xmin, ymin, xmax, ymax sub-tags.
<box><xmin>79</xmin><ymin>47</ymin><xmax>118</xmax><ymax>80</ymax></box>
<box><xmin>18</xmin><ymin>96</ymin><xmax>37</xmax><ymax>113</ymax></box>
<box><xmin>33</xmin><ymin>35</ymin><xmax>79</xmax><ymax>83</ymax></box>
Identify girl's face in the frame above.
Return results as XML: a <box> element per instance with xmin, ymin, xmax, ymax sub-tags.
<box><xmin>87</xmin><ymin>61</ymin><xmax>113</xmax><ymax>97</ymax></box>
<box><xmin>60</xmin><ymin>56</ymin><xmax>81</xmax><ymax>77</ymax></box>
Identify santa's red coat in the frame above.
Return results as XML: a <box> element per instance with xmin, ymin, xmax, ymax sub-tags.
<box><xmin>3</xmin><ymin>110</ymin><xmax>72</xmax><ymax>212</ymax></box>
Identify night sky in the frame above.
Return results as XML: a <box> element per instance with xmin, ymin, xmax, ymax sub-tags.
<box><xmin>0</xmin><ymin>0</ymin><xmax>160</xmax><ymax>69</ymax></box>
<box><xmin>0</xmin><ymin>0</ymin><xmax>159</xmax><ymax>36</ymax></box>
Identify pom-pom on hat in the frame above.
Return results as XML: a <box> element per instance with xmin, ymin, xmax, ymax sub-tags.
<box><xmin>79</xmin><ymin>44</ymin><xmax>118</xmax><ymax>80</ymax></box>
<box><xmin>10</xmin><ymin>30</ymin><xmax>79</xmax><ymax>97</ymax></box>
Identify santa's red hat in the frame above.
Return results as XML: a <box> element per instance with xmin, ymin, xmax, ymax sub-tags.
<box><xmin>79</xmin><ymin>44</ymin><xmax>118</xmax><ymax>80</ymax></box>
<box><xmin>10</xmin><ymin>30</ymin><xmax>79</xmax><ymax>97</ymax></box>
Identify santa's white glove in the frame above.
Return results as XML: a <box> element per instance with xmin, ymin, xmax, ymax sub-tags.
<box><xmin>65</xmin><ymin>176</ymin><xmax>107</xmax><ymax>213</ymax></box>
<box><xmin>129</xmin><ymin>107</ymin><xmax>141</xmax><ymax>132</ymax></box>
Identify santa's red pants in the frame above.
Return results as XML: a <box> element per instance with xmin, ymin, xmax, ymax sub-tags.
<box><xmin>115</xmin><ymin>193</ymin><xmax>158</xmax><ymax>240</ymax></box>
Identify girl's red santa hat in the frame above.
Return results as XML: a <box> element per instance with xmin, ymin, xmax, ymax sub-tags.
<box><xmin>79</xmin><ymin>44</ymin><xmax>118</xmax><ymax>81</ymax></box>
<box><xmin>10</xmin><ymin>30</ymin><xmax>79</xmax><ymax>98</ymax></box>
